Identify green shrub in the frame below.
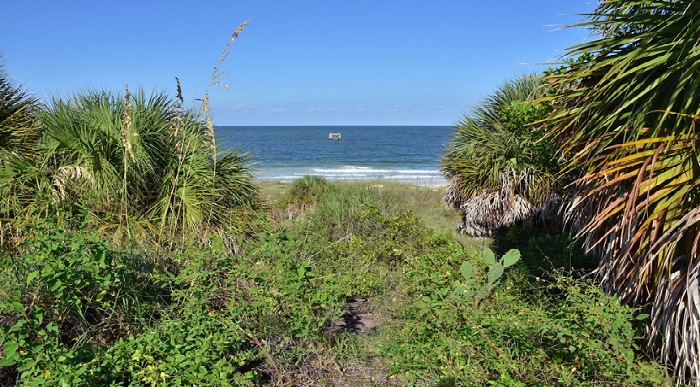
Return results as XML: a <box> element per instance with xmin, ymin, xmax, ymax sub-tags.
<box><xmin>442</xmin><ymin>75</ymin><xmax>561</xmax><ymax>237</ymax></box>
<box><xmin>376</xmin><ymin>250</ymin><xmax>671</xmax><ymax>385</ymax></box>
<box><xmin>284</xmin><ymin>175</ymin><xmax>328</xmax><ymax>207</ymax></box>
<box><xmin>455</xmin><ymin>248</ymin><xmax>520</xmax><ymax>303</ymax></box>
<box><xmin>0</xmin><ymin>181</ymin><xmax>674</xmax><ymax>385</ymax></box>
<box><xmin>493</xmin><ymin>222</ymin><xmax>597</xmax><ymax>274</ymax></box>
<box><xmin>0</xmin><ymin>215</ymin><xmax>167</xmax><ymax>384</ymax></box>
<box><xmin>13</xmin><ymin>309</ymin><xmax>259</xmax><ymax>386</ymax></box>
<box><xmin>305</xmin><ymin>183</ymin><xmax>383</xmax><ymax>241</ymax></box>
<box><xmin>535</xmin><ymin>276</ymin><xmax>668</xmax><ymax>386</ymax></box>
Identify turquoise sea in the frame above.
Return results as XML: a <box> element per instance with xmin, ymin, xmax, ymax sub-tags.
<box><xmin>216</xmin><ymin>126</ymin><xmax>453</xmax><ymax>185</ymax></box>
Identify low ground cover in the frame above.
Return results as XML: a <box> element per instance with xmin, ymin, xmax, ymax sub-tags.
<box><xmin>0</xmin><ymin>179</ymin><xmax>672</xmax><ymax>385</ymax></box>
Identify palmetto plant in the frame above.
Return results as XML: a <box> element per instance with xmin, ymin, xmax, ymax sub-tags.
<box><xmin>39</xmin><ymin>88</ymin><xmax>259</xmax><ymax>243</ymax></box>
<box><xmin>0</xmin><ymin>60</ymin><xmax>39</xmax><ymax>160</ymax></box>
<box><xmin>0</xmin><ymin>60</ymin><xmax>51</xmax><ymax>248</ymax></box>
<box><xmin>442</xmin><ymin>75</ymin><xmax>560</xmax><ymax>236</ymax></box>
<box><xmin>547</xmin><ymin>0</ymin><xmax>700</xmax><ymax>382</ymax></box>
<box><xmin>0</xmin><ymin>60</ymin><xmax>43</xmax><ymax>201</ymax></box>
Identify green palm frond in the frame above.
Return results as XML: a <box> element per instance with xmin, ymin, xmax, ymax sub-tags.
<box><xmin>41</xmin><ymin>91</ymin><xmax>125</xmax><ymax>198</ymax></box>
<box><xmin>40</xmin><ymin>88</ymin><xmax>259</xmax><ymax>244</ymax></box>
<box><xmin>214</xmin><ymin>151</ymin><xmax>258</xmax><ymax>208</ymax></box>
<box><xmin>0</xmin><ymin>59</ymin><xmax>48</xmax><ymax>219</ymax></box>
<box><xmin>548</xmin><ymin>0</ymin><xmax>700</xmax><ymax>382</ymax></box>
<box><xmin>0</xmin><ymin>59</ymin><xmax>40</xmax><ymax>160</ymax></box>
<box><xmin>549</xmin><ymin>0</ymin><xmax>699</xmax><ymax>156</ymax></box>
<box><xmin>442</xmin><ymin>75</ymin><xmax>560</xmax><ymax>235</ymax></box>
<box><xmin>150</xmin><ymin>122</ymin><xmax>213</xmax><ymax>238</ymax></box>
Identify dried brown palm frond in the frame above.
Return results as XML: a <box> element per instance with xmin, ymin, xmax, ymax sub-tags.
<box><xmin>459</xmin><ymin>189</ymin><xmax>535</xmax><ymax>237</ymax></box>
<box><xmin>546</xmin><ymin>0</ymin><xmax>700</xmax><ymax>382</ymax></box>
<box><xmin>561</xmin><ymin>128</ymin><xmax>700</xmax><ymax>381</ymax></box>
<box><xmin>51</xmin><ymin>165</ymin><xmax>94</xmax><ymax>201</ymax></box>
<box><xmin>442</xmin><ymin>178</ymin><xmax>467</xmax><ymax>210</ymax></box>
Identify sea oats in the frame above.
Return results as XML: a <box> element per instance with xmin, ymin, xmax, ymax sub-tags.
<box><xmin>202</xmin><ymin>20</ymin><xmax>249</xmax><ymax>158</ymax></box>
<box><xmin>122</xmin><ymin>84</ymin><xmax>134</xmax><ymax>161</ymax></box>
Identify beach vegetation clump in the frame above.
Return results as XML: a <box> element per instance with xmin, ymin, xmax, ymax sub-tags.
<box><xmin>0</xmin><ymin>58</ymin><xmax>48</xmax><ymax>244</ymax></box>
<box><xmin>442</xmin><ymin>74</ymin><xmax>561</xmax><ymax>237</ymax></box>
<box><xmin>545</xmin><ymin>0</ymin><xmax>700</xmax><ymax>383</ymax></box>
<box><xmin>33</xmin><ymin>87</ymin><xmax>259</xmax><ymax>246</ymax></box>
<box><xmin>275</xmin><ymin>174</ymin><xmax>329</xmax><ymax>218</ymax></box>
<box><xmin>0</xmin><ymin>178</ymin><xmax>673</xmax><ymax>385</ymax></box>
<box><xmin>0</xmin><ymin>9</ymin><xmax>688</xmax><ymax>384</ymax></box>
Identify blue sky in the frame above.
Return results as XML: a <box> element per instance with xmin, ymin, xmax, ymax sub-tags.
<box><xmin>1</xmin><ymin>1</ymin><xmax>594</xmax><ymax>126</ymax></box>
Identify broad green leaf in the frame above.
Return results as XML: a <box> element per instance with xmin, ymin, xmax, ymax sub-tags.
<box><xmin>482</xmin><ymin>249</ymin><xmax>496</xmax><ymax>266</ymax></box>
<box><xmin>487</xmin><ymin>264</ymin><xmax>504</xmax><ymax>287</ymax></box>
<box><xmin>460</xmin><ymin>261</ymin><xmax>473</xmax><ymax>281</ymax></box>
<box><xmin>26</xmin><ymin>270</ymin><xmax>39</xmax><ymax>285</ymax></box>
<box><xmin>51</xmin><ymin>279</ymin><xmax>63</xmax><ymax>292</ymax></box>
<box><xmin>3</xmin><ymin>341</ymin><xmax>19</xmax><ymax>361</ymax></box>
<box><xmin>501</xmin><ymin>249</ymin><xmax>521</xmax><ymax>268</ymax></box>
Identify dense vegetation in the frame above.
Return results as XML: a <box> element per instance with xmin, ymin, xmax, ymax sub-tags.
<box><xmin>2</xmin><ymin>0</ymin><xmax>700</xmax><ymax>384</ymax></box>
<box><xmin>0</xmin><ymin>177</ymin><xmax>672</xmax><ymax>385</ymax></box>
<box><xmin>442</xmin><ymin>75</ymin><xmax>560</xmax><ymax>237</ymax></box>
<box><xmin>546</xmin><ymin>1</ymin><xmax>700</xmax><ymax>382</ymax></box>
<box><xmin>442</xmin><ymin>0</ymin><xmax>700</xmax><ymax>384</ymax></box>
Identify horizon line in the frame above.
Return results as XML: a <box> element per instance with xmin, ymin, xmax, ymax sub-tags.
<box><xmin>214</xmin><ymin>124</ymin><xmax>455</xmax><ymax>127</ymax></box>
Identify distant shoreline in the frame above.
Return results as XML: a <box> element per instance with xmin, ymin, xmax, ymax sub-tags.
<box><xmin>250</xmin><ymin>165</ymin><xmax>446</xmax><ymax>186</ymax></box>
<box><xmin>255</xmin><ymin>176</ymin><xmax>449</xmax><ymax>189</ymax></box>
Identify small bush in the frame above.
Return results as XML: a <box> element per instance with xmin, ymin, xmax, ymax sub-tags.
<box><xmin>0</xmin><ymin>215</ymin><xmax>167</xmax><ymax>383</ymax></box>
<box><xmin>15</xmin><ymin>309</ymin><xmax>260</xmax><ymax>386</ymax></box>
<box><xmin>377</xmin><ymin>255</ymin><xmax>671</xmax><ymax>385</ymax></box>
<box><xmin>285</xmin><ymin>175</ymin><xmax>328</xmax><ymax>206</ymax></box>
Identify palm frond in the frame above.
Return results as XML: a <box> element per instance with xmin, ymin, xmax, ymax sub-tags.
<box><xmin>548</xmin><ymin>1</ymin><xmax>700</xmax><ymax>382</ymax></box>
<box><xmin>459</xmin><ymin>189</ymin><xmax>536</xmax><ymax>237</ymax></box>
<box><xmin>0</xmin><ymin>59</ymin><xmax>40</xmax><ymax>160</ymax></box>
<box><xmin>39</xmin><ymin>88</ymin><xmax>259</xmax><ymax>244</ymax></box>
<box><xmin>442</xmin><ymin>75</ymin><xmax>561</xmax><ymax>235</ymax></box>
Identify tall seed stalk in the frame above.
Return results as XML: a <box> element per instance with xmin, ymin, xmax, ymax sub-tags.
<box><xmin>160</xmin><ymin>77</ymin><xmax>188</xmax><ymax>246</ymax></box>
<box><xmin>121</xmin><ymin>84</ymin><xmax>134</xmax><ymax>238</ymax></box>
<box><xmin>203</xmin><ymin>20</ymin><xmax>249</xmax><ymax>166</ymax></box>
<box><xmin>201</xmin><ymin>20</ymin><xmax>249</xmax><ymax>230</ymax></box>
<box><xmin>158</xmin><ymin>22</ymin><xmax>249</xmax><ymax>247</ymax></box>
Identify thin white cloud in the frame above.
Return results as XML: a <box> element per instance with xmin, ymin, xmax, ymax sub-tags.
<box><xmin>387</xmin><ymin>104</ymin><xmax>412</xmax><ymax>112</ymax></box>
<box><xmin>429</xmin><ymin>105</ymin><xmax>451</xmax><ymax>112</ymax></box>
<box><xmin>228</xmin><ymin>104</ymin><xmax>257</xmax><ymax>112</ymax></box>
<box><xmin>307</xmin><ymin>106</ymin><xmax>339</xmax><ymax>113</ymax></box>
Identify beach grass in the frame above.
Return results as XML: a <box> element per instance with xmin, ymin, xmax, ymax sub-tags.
<box><xmin>0</xmin><ymin>177</ymin><xmax>671</xmax><ymax>385</ymax></box>
<box><xmin>259</xmin><ymin>179</ymin><xmax>485</xmax><ymax>248</ymax></box>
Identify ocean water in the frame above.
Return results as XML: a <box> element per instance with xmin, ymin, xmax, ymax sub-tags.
<box><xmin>216</xmin><ymin>126</ymin><xmax>454</xmax><ymax>185</ymax></box>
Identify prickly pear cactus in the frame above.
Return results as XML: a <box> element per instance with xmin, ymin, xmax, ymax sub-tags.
<box><xmin>454</xmin><ymin>248</ymin><xmax>521</xmax><ymax>302</ymax></box>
